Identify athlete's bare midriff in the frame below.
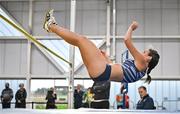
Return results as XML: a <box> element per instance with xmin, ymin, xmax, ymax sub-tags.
<box><xmin>109</xmin><ymin>63</ymin><xmax>124</xmax><ymax>81</ymax></box>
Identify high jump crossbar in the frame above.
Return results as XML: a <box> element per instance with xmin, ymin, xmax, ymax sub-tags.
<box><xmin>0</xmin><ymin>14</ymin><xmax>72</xmax><ymax>66</ymax></box>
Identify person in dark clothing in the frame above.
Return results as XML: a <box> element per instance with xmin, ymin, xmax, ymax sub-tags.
<box><xmin>46</xmin><ymin>87</ymin><xmax>57</xmax><ymax>109</ymax></box>
<box><xmin>0</xmin><ymin>82</ymin><xmax>13</xmax><ymax>109</ymax></box>
<box><xmin>15</xmin><ymin>83</ymin><xmax>27</xmax><ymax>108</ymax></box>
<box><xmin>91</xmin><ymin>80</ymin><xmax>110</xmax><ymax>109</ymax></box>
<box><xmin>136</xmin><ymin>86</ymin><xmax>156</xmax><ymax>110</ymax></box>
<box><xmin>74</xmin><ymin>84</ymin><xmax>84</xmax><ymax>109</ymax></box>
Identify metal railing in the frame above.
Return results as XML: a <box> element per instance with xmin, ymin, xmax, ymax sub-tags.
<box><xmin>0</xmin><ymin>101</ymin><xmax>68</xmax><ymax>109</ymax></box>
<box><xmin>162</xmin><ymin>99</ymin><xmax>180</xmax><ymax>111</ymax></box>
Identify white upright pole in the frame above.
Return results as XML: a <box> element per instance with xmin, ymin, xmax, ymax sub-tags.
<box><xmin>26</xmin><ymin>0</ymin><xmax>33</xmax><ymax>104</ymax></box>
<box><xmin>112</xmin><ymin>0</ymin><xmax>116</xmax><ymax>63</ymax></box>
<box><xmin>28</xmin><ymin>0</ymin><xmax>33</xmax><ymax>34</ymax></box>
<box><xmin>26</xmin><ymin>41</ymin><xmax>31</xmax><ymax>105</ymax></box>
<box><xmin>68</xmin><ymin>0</ymin><xmax>76</xmax><ymax>109</ymax></box>
<box><xmin>106</xmin><ymin>0</ymin><xmax>111</xmax><ymax>55</ymax></box>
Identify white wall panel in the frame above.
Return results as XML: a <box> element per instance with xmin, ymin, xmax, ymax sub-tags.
<box><xmin>162</xmin><ymin>0</ymin><xmax>178</xmax><ymax>9</ymax></box>
<box><xmin>148</xmin><ymin>81</ymin><xmax>156</xmax><ymax>103</ymax></box>
<box><xmin>0</xmin><ymin>40</ymin><xmax>5</xmax><ymax>74</ymax></box>
<box><xmin>19</xmin><ymin>40</ymin><xmax>27</xmax><ymax>75</ymax></box>
<box><xmin>115</xmin><ymin>41</ymin><xmax>126</xmax><ymax>63</ymax></box>
<box><xmin>22</xmin><ymin>11</ymin><xmax>29</xmax><ymax>32</ymax></box>
<box><xmin>169</xmin><ymin>81</ymin><xmax>177</xmax><ymax>111</ymax></box>
<box><xmin>117</xmin><ymin>10</ymin><xmax>128</xmax><ymax>35</ymax></box>
<box><xmin>76</xmin><ymin>0</ymin><xmax>106</xmax><ymax>35</ymax></box>
<box><xmin>178</xmin><ymin>81</ymin><xmax>180</xmax><ymax>98</ymax></box>
<box><xmin>144</xmin><ymin>9</ymin><xmax>162</xmax><ymax>35</ymax></box>
<box><xmin>4</xmin><ymin>40</ymin><xmax>22</xmax><ymax>74</ymax></box>
<box><xmin>144</xmin><ymin>0</ymin><xmax>161</xmax><ymax>9</ymax></box>
<box><xmin>50</xmin><ymin>1</ymin><xmax>70</xmax><ymax>10</ymax></box>
<box><xmin>82</xmin><ymin>10</ymin><xmax>99</xmax><ymax>35</ymax></box>
<box><xmin>0</xmin><ymin>40</ymin><xmax>27</xmax><ymax>76</ymax></box>
<box><xmin>5</xmin><ymin>2</ymin><xmax>29</xmax><ymax>31</ymax></box>
<box><xmin>74</xmin><ymin>65</ymin><xmax>89</xmax><ymax>78</ymax></box>
<box><xmin>76</xmin><ymin>9</ymin><xmax>83</xmax><ymax>34</ymax></box>
<box><xmin>162</xmin><ymin>42</ymin><xmax>180</xmax><ymax>76</ymax></box>
<box><xmin>127</xmin><ymin>0</ymin><xmax>144</xmax><ymax>9</ymax></box>
<box><xmin>162</xmin><ymin>81</ymin><xmax>170</xmax><ymax>107</ymax></box>
<box><xmin>177</xmin><ymin>81</ymin><xmax>180</xmax><ymax>110</ymax></box>
<box><xmin>0</xmin><ymin>39</ymin><xmax>63</xmax><ymax>78</ymax></box>
<box><xmin>128</xmin><ymin>82</ymin><xmax>136</xmax><ymax>108</ymax></box>
<box><xmin>162</xmin><ymin>9</ymin><xmax>179</xmax><ymax>35</ymax></box>
<box><xmin>34</xmin><ymin>1</ymin><xmax>50</xmax><ymax>11</ymax></box>
<box><xmin>79</xmin><ymin>0</ymin><xmax>105</xmax><ymax>10</ymax></box>
<box><xmin>31</xmin><ymin>44</ymin><xmax>62</xmax><ymax>75</ymax></box>
<box><xmin>7</xmin><ymin>2</ymin><xmax>24</xmax><ymax>11</ymax></box>
<box><xmin>116</xmin><ymin>0</ymin><xmax>127</xmax><ymax>10</ymax></box>
<box><xmin>155</xmin><ymin>81</ymin><xmax>163</xmax><ymax>104</ymax></box>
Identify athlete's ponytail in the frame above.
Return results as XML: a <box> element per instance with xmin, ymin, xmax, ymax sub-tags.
<box><xmin>145</xmin><ymin>49</ymin><xmax>160</xmax><ymax>84</ymax></box>
<box><xmin>145</xmin><ymin>67</ymin><xmax>152</xmax><ymax>84</ymax></box>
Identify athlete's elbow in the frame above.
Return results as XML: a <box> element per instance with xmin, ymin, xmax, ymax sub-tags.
<box><xmin>124</xmin><ymin>38</ymin><xmax>127</xmax><ymax>42</ymax></box>
<box><xmin>124</xmin><ymin>34</ymin><xmax>130</xmax><ymax>41</ymax></box>
<box><xmin>124</xmin><ymin>37</ymin><xmax>129</xmax><ymax>43</ymax></box>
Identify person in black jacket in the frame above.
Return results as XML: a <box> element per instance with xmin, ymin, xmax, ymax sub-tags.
<box><xmin>136</xmin><ymin>86</ymin><xmax>156</xmax><ymax>110</ymax></box>
<box><xmin>46</xmin><ymin>87</ymin><xmax>57</xmax><ymax>109</ymax></box>
<box><xmin>74</xmin><ymin>84</ymin><xmax>84</xmax><ymax>109</ymax></box>
<box><xmin>1</xmin><ymin>82</ymin><xmax>13</xmax><ymax>109</ymax></box>
<box><xmin>91</xmin><ymin>80</ymin><xmax>110</xmax><ymax>109</ymax></box>
<box><xmin>15</xmin><ymin>83</ymin><xmax>27</xmax><ymax>108</ymax></box>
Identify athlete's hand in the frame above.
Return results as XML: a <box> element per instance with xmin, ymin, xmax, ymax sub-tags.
<box><xmin>130</xmin><ymin>21</ymin><xmax>138</xmax><ymax>31</ymax></box>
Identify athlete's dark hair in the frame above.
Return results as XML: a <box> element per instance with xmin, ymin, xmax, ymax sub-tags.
<box><xmin>145</xmin><ymin>49</ymin><xmax>160</xmax><ymax>84</ymax></box>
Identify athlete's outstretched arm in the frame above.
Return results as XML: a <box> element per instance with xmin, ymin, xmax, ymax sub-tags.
<box><xmin>124</xmin><ymin>22</ymin><xmax>145</xmax><ymax>66</ymax></box>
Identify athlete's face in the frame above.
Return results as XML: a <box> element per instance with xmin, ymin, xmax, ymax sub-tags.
<box><xmin>143</xmin><ymin>49</ymin><xmax>150</xmax><ymax>57</ymax></box>
<box><xmin>142</xmin><ymin>49</ymin><xmax>152</xmax><ymax>62</ymax></box>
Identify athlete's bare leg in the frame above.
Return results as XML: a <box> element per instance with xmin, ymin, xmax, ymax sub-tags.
<box><xmin>43</xmin><ymin>9</ymin><xmax>123</xmax><ymax>81</ymax></box>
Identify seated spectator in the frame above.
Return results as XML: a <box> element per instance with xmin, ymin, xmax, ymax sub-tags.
<box><xmin>15</xmin><ymin>83</ymin><xmax>27</xmax><ymax>108</ymax></box>
<box><xmin>136</xmin><ymin>86</ymin><xmax>156</xmax><ymax>110</ymax></box>
<box><xmin>46</xmin><ymin>87</ymin><xmax>57</xmax><ymax>109</ymax></box>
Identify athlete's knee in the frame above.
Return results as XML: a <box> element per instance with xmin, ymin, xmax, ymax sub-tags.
<box><xmin>77</xmin><ymin>35</ymin><xmax>89</xmax><ymax>45</ymax></box>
